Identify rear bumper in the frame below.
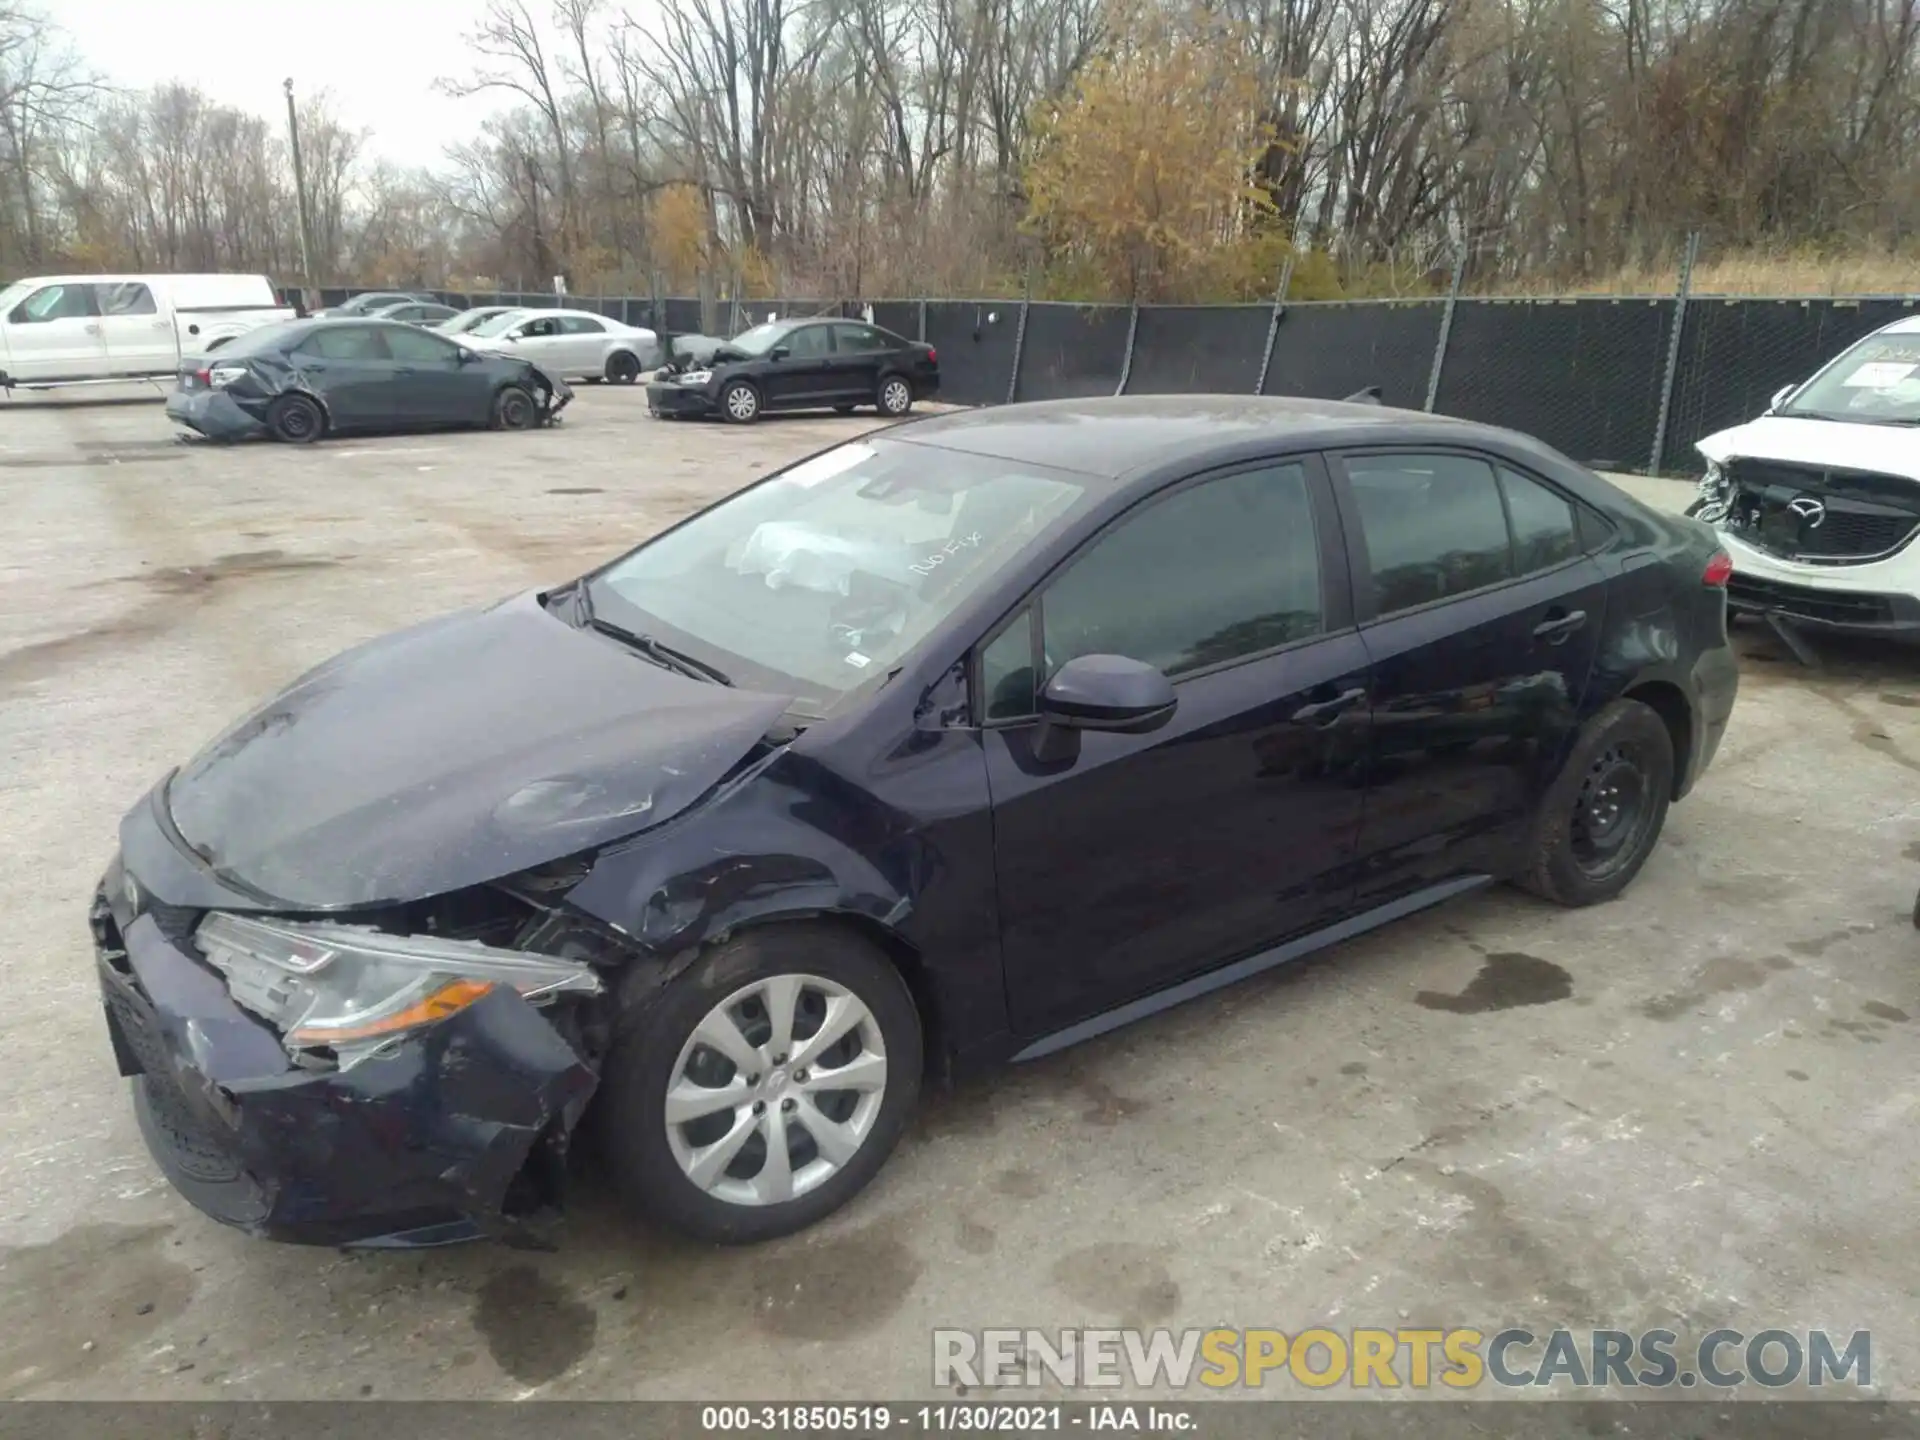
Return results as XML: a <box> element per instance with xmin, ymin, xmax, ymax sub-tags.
<box><xmin>1682</xmin><ymin>643</ymin><xmax>1740</xmax><ymax>797</ymax></box>
<box><xmin>165</xmin><ymin>389</ymin><xmax>266</xmax><ymax>441</ymax></box>
<box><xmin>92</xmin><ymin>845</ymin><xmax>598</xmax><ymax>1248</ymax></box>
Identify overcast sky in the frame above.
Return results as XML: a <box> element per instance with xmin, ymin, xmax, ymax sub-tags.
<box><xmin>54</xmin><ymin>0</ymin><xmax>508</xmax><ymax>169</ymax></box>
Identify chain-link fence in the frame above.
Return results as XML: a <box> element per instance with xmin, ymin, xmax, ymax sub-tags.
<box><xmin>293</xmin><ymin>246</ymin><xmax>1920</xmax><ymax>476</ymax></box>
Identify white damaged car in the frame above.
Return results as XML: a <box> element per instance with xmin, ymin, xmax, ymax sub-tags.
<box><xmin>1692</xmin><ymin>317</ymin><xmax>1920</xmax><ymax>636</ymax></box>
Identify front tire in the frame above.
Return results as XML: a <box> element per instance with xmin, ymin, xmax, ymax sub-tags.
<box><xmin>492</xmin><ymin>384</ymin><xmax>537</xmax><ymax>430</ymax></box>
<box><xmin>877</xmin><ymin>374</ymin><xmax>913</xmax><ymax>417</ymax></box>
<box><xmin>595</xmin><ymin>924</ymin><xmax>922</xmax><ymax>1244</ymax></box>
<box><xmin>721</xmin><ymin>379</ymin><xmax>761</xmax><ymax>424</ymax></box>
<box><xmin>266</xmin><ymin>393</ymin><xmax>324</xmax><ymax>444</ymax></box>
<box><xmin>1518</xmin><ymin>698</ymin><xmax>1675</xmax><ymax>906</ymax></box>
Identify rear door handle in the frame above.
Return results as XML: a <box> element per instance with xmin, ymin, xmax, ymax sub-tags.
<box><xmin>1291</xmin><ymin>686</ymin><xmax>1368</xmax><ymax>725</ymax></box>
<box><xmin>1533</xmin><ymin>609</ymin><xmax>1588</xmax><ymax>644</ymax></box>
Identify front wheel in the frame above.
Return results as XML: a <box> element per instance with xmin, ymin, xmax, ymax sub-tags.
<box><xmin>721</xmin><ymin>379</ymin><xmax>761</xmax><ymax>424</ymax></box>
<box><xmin>492</xmin><ymin>384</ymin><xmax>537</xmax><ymax>430</ymax></box>
<box><xmin>1518</xmin><ymin>698</ymin><xmax>1675</xmax><ymax>906</ymax></box>
<box><xmin>877</xmin><ymin>374</ymin><xmax>914</xmax><ymax>417</ymax></box>
<box><xmin>594</xmin><ymin>924</ymin><xmax>922</xmax><ymax>1244</ymax></box>
<box><xmin>266</xmin><ymin>393</ymin><xmax>324</xmax><ymax>444</ymax></box>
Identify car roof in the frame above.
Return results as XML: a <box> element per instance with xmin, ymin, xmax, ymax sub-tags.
<box><xmin>887</xmin><ymin>394</ymin><xmax>1497</xmax><ymax>480</ymax></box>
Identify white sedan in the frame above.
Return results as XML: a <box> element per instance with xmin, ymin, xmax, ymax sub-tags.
<box><xmin>463</xmin><ymin>307</ymin><xmax>663</xmax><ymax>384</ymax></box>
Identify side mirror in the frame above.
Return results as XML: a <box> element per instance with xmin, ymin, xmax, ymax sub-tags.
<box><xmin>456</xmin><ymin>347</ymin><xmax>478</xmax><ymax>365</ymax></box>
<box><xmin>770</xmin><ymin>344</ymin><xmax>791</xmax><ymax>361</ymax></box>
<box><xmin>1770</xmin><ymin>383</ymin><xmax>1796</xmax><ymax>412</ymax></box>
<box><xmin>1039</xmin><ymin>654</ymin><xmax>1177</xmax><ymax>737</ymax></box>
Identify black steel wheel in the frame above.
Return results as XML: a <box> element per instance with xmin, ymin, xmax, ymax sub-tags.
<box><xmin>266</xmin><ymin>393</ymin><xmax>324</xmax><ymax>445</ymax></box>
<box><xmin>492</xmin><ymin>384</ymin><xmax>537</xmax><ymax>430</ymax></box>
<box><xmin>1519</xmin><ymin>698</ymin><xmax>1675</xmax><ymax>906</ymax></box>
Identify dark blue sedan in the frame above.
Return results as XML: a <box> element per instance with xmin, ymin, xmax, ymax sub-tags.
<box><xmin>92</xmin><ymin>395</ymin><xmax>1738</xmax><ymax>1248</ymax></box>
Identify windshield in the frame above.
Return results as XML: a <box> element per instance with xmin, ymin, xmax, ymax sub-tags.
<box><xmin>1781</xmin><ymin>331</ymin><xmax>1920</xmax><ymax>424</ymax></box>
<box><xmin>589</xmin><ymin>438</ymin><xmax>1091</xmax><ymax>713</ymax></box>
<box><xmin>443</xmin><ymin>309</ymin><xmax>498</xmax><ymax>333</ymax></box>
<box><xmin>726</xmin><ymin>321</ymin><xmax>797</xmax><ymax>357</ymax></box>
<box><xmin>469</xmin><ymin>309</ymin><xmax>529</xmax><ymax>338</ymax></box>
<box><xmin>0</xmin><ymin>282</ymin><xmax>25</xmax><ymax>315</ymax></box>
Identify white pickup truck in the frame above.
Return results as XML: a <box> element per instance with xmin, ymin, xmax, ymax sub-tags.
<box><xmin>0</xmin><ymin>273</ymin><xmax>296</xmax><ymax>390</ymax></box>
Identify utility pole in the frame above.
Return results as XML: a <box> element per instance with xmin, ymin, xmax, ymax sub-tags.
<box><xmin>283</xmin><ymin>78</ymin><xmax>317</xmax><ymax>304</ymax></box>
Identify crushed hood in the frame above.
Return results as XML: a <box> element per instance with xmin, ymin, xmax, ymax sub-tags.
<box><xmin>158</xmin><ymin>590</ymin><xmax>793</xmax><ymax>909</ymax></box>
<box><xmin>1698</xmin><ymin>415</ymin><xmax>1920</xmax><ymax>483</ymax></box>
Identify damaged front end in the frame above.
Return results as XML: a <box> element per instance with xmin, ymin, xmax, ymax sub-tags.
<box><xmin>525</xmin><ymin>364</ymin><xmax>574</xmax><ymax>424</ymax></box>
<box><xmin>92</xmin><ymin>848</ymin><xmax>628</xmax><ymax>1249</ymax></box>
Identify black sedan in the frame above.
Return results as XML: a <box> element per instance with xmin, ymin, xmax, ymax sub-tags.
<box><xmin>93</xmin><ymin>396</ymin><xmax>1737</xmax><ymax>1249</ymax></box>
<box><xmin>166</xmin><ymin>318</ymin><xmax>572</xmax><ymax>443</ymax></box>
<box><xmin>648</xmin><ymin>316</ymin><xmax>938</xmax><ymax>422</ymax></box>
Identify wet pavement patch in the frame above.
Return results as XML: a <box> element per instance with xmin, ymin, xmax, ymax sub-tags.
<box><xmin>1416</xmin><ymin>953</ymin><xmax>1573</xmax><ymax>1013</ymax></box>
<box><xmin>1050</xmin><ymin>1242</ymin><xmax>1181</xmax><ymax>1325</ymax></box>
<box><xmin>473</xmin><ymin>1265</ymin><xmax>598</xmax><ymax>1386</ymax></box>
<box><xmin>1638</xmin><ymin>954</ymin><xmax>1788</xmax><ymax>1021</ymax></box>
<box><xmin>752</xmin><ymin>1224</ymin><xmax>922</xmax><ymax>1341</ymax></box>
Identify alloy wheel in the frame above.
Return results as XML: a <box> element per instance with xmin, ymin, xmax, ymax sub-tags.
<box><xmin>725</xmin><ymin>384</ymin><xmax>759</xmax><ymax>421</ymax></box>
<box><xmin>664</xmin><ymin>973</ymin><xmax>888</xmax><ymax>1207</ymax></box>
<box><xmin>881</xmin><ymin>378</ymin><xmax>911</xmax><ymax>414</ymax></box>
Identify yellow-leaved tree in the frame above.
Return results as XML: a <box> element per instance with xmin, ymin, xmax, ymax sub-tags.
<box><xmin>1022</xmin><ymin>2</ymin><xmax>1279</xmax><ymax>301</ymax></box>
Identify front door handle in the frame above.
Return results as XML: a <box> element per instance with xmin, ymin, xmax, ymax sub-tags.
<box><xmin>1533</xmin><ymin>609</ymin><xmax>1587</xmax><ymax>644</ymax></box>
<box><xmin>1291</xmin><ymin>686</ymin><xmax>1367</xmax><ymax>725</ymax></box>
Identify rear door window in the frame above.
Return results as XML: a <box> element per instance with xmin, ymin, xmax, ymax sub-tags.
<box><xmin>1498</xmin><ymin>466</ymin><xmax>1583</xmax><ymax>573</ymax></box>
<box><xmin>1343</xmin><ymin>453</ymin><xmax>1514</xmax><ymax>615</ymax></box>
<box><xmin>297</xmin><ymin>326</ymin><xmax>388</xmax><ymax>361</ymax></box>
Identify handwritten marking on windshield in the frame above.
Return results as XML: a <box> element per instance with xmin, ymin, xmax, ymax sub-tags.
<box><xmin>911</xmin><ymin>531</ymin><xmax>983</xmax><ymax>576</ymax></box>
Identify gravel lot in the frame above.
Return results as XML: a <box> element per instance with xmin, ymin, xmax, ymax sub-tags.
<box><xmin>3</xmin><ymin>384</ymin><xmax>1920</xmax><ymax>1403</ymax></box>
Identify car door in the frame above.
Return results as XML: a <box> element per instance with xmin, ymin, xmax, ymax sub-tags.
<box><xmin>94</xmin><ymin>281</ymin><xmax>176</xmax><ymax>377</ymax></box>
<box><xmin>1330</xmin><ymin>449</ymin><xmax>1610</xmax><ymax>906</ymax></box>
<box><xmin>507</xmin><ymin>315</ymin><xmax>568</xmax><ymax>373</ymax></box>
<box><xmin>980</xmin><ymin>457</ymin><xmax>1373</xmax><ymax>1038</ymax></box>
<box><xmin>829</xmin><ymin>322</ymin><xmax>890</xmax><ymax>403</ymax></box>
<box><xmin>762</xmin><ymin>323</ymin><xmax>837</xmax><ymax>408</ymax></box>
<box><xmin>380</xmin><ymin>324</ymin><xmax>484</xmax><ymax>425</ymax></box>
<box><xmin>289</xmin><ymin>324</ymin><xmax>396</xmax><ymax>429</ymax></box>
<box><xmin>3</xmin><ymin>282</ymin><xmax>107</xmax><ymax>381</ymax></box>
<box><xmin>555</xmin><ymin>315</ymin><xmax>609</xmax><ymax>373</ymax></box>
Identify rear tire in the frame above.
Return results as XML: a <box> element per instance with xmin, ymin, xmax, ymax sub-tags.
<box><xmin>721</xmin><ymin>379</ymin><xmax>761</xmax><ymax>424</ymax></box>
<box><xmin>1518</xmin><ymin>698</ymin><xmax>1675</xmax><ymax>907</ymax></box>
<box><xmin>595</xmin><ymin>924</ymin><xmax>922</xmax><ymax>1244</ymax></box>
<box><xmin>492</xmin><ymin>384</ymin><xmax>537</xmax><ymax>431</ymax></box>
<box><xmin>266</xmin><ymin>393</ymin><xmax>324</xmax><ymax>445</ymax></box>
<box><xmin>877</xmin><ymin>374</ymin><xmax>913</xmax><ymax>417</ymax></box>
<box><xmin>606</xmin><ymin>351</ymin><xmax>642</xmax><ymax>384</ymax></box>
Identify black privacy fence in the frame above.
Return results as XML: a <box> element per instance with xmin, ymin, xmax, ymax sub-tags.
<box><xmin>293</xmin><ymin>286</ymin><xmax>1920</xmax><ymax>476</ymax></box>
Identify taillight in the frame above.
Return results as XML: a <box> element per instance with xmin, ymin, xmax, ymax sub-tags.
<box><xmin>925</xmin><ymin>347</ymin><xmax>937</xmax><ymax>364</ymax></box>
<box><xmin>193</xmin><ymin>369</ymin><xmax>211</xmax><ymax>387</ymax></box>
<box><xmin>1703</xmin><ymin>550</ymin><xmax>1733</xmax><ymax>587</ymax></box>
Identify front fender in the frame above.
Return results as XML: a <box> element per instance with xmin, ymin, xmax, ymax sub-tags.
<box><xmin>563</xmin><ymin>739</ymin><xmax>1005</xmax><ymax>1071</ymax></box>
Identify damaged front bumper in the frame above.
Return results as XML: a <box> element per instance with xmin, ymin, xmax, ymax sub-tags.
<box><xmin>91</xmin><ymin>850</ymin><xmax>599</xmax><ymax>1249</ymax></box>
<box><xmin>529</xmin><ymin>366</ymin><xmax>575</xmax><ymax>422</ymax></box>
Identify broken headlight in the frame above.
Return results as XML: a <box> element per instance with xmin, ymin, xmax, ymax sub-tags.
<box><xmin>1692</xmin><ymin>461</ymin><xmax>1733</xmax><ymax>523</ymax></box>
<box><xmin>675</xmin><ymin>369</ymin><xmax>713</xmax><ymax>386</ymax></box>
<box><xmin>195</xmin><ymin>911</ymin><xmax>602</xmax><ymax>1066</ymax></box>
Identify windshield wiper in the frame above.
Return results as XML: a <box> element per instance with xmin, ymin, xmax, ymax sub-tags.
<box><xmin>569</xmin><ymin>582</ymin><xmax>733</xmax><ymax>685</ymax></box>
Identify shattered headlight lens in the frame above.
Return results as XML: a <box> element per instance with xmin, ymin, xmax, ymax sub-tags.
<box><xmin>1693</xmin><ymin>461</ymin><xmax>1733</xmax><ymax>523</ymax></box>
<box><xmin>676</xmin><ymin>369</ymin><xmax>713</xmax><ymax>386</ymax></box>
<box><xmin>195</xmin><ymin>912</ymin><xmax>601</xmax><ymax>1063</ymax></box>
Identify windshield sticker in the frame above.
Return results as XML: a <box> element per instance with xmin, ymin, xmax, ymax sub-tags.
<box><xmin>910</xmin><ymin>531</ymin><xmax>984</xmax><ymax>577</ymax></box>
<box><xmin>780</xmin><ymin>443</ymin><xmax>876</xmax><ymax>488</ymax></box>
<box><xmin>1841</xmin><ymin>361</ymin><xmax>1917</xmax><ymax>388</ymax></box>
<box><xmin>844</xmin><ymin>651</ymin><xmax>873</xmax><ymax>668</ymax></box>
